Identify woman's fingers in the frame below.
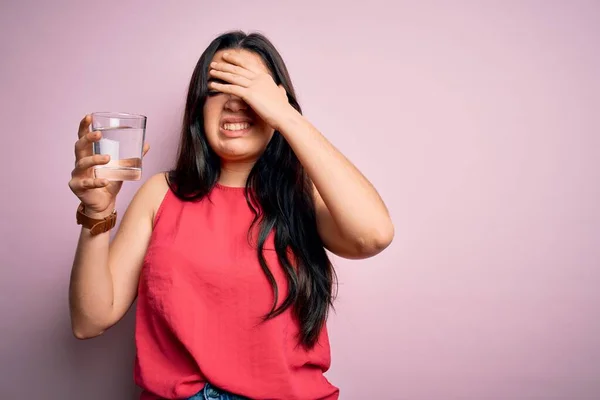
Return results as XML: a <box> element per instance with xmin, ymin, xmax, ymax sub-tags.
<box><xmin>211</xmin><ymin>59</ymin><xmax>256</xmax><ymax>79</ymax></box>
<box><xmin>209</xmin><ymin>68</ymin><xmax>251</xmax><ymax>87</ymax></box>
<box><xmin>74</xmin><ymin>130</ymin><xmax>102</xmax><ymax>159</ymax></box>
<box><xmin>72</xmin><ymin>154</ymin><xmax>110</xmax><ymax>177</ymax></box>
<box><xmin>68</xmin><ymin>177</ymin><xmax>109</xmax><ymax>192</ymax></box>
<box><xmin>78</xmin><ymin>114</ymin><xmax>91</xmax><ymax>138</ymax></box>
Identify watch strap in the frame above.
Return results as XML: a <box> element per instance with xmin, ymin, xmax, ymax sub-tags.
<box><xmin>76</xmin><ymin>203</ymin><xmax>117</xmax><ymax>235</ymax></box>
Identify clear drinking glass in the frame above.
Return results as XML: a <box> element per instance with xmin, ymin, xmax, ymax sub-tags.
<box><xmin>91</xmin><ymin>112</ymin><xmax>146</xmax><ymax>181</ymax></box>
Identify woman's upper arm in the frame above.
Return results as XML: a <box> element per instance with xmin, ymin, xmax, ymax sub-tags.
<box><xmin>105</xmin><ymin>172</ymin><xmax>169</xmax><ymax>327</ymax></box>
<box><xmin>312</xmin><ymin>186</ymin><xmax>367</xmax><ymax>260</ymax></box>
<box><xmin>313</xmin><ymin>184</ymin><xmax>393</xmax><ymax>260</ymax></box>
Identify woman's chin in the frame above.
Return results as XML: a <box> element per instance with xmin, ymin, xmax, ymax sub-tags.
<box><xmin>217</xmin><ymin>143</ymin><xmax>262</xmax><ymax>162</ymax></box>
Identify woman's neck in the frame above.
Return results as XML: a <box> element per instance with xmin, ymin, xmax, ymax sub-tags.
<box><xmin>218</xmin><ymin>160</ymin><xmax>255</xmax><ymax>188</ymax></box>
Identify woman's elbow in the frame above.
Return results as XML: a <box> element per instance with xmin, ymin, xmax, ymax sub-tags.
<box><xmin>70</xmin><ymin>316</ymin><xmax>108</xmax><ymax>340</ymax></box>
<box><xmin>355</xmin><ymin>222</ymin><xmax>395</xmax><ymax>258</ymax></box>
<box><xmin>72</xmin><ymin>326</ymin><xmax>105</xmax><ymax>340</ymax></box>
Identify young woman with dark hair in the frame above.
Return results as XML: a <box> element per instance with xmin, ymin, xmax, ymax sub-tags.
<box><xmin>68</xmin><ymin>31</ymin><xmax>394</xmax><ymax>400</ymax></box>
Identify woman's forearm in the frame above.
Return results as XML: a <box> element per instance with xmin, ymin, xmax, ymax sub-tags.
<box><xmin>69</xmin><ymin>226</ymin><xmax>115</xmax><ymax>339</ymax></box>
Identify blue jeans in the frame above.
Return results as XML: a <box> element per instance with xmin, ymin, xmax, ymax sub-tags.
<box><xmin>185</xmin><ymin>383</ymin><xmax>248</xmax><ymax>400</ymax></box>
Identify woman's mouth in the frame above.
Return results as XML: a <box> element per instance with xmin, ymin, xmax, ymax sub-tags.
<box><xmin>223</xmin><ymin>122</ymin><xmax>251</xmax><ymax>131</ymax></box>
<box><xmin>220</xmin><ymin>121</ymin><xmax>253</xmax><ymax>137</ymax></box>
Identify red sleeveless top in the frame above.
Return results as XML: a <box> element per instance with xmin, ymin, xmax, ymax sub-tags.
<box><xmin>134</xmin><ymin>183</ymin><xmax>339</xmax><ymax>400</ymax></box>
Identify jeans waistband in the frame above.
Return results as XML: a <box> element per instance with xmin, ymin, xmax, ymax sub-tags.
<box><xmin>185</xmin><ymin>382</ymin><xmax>248</xmax><ymax>400</ymax></box>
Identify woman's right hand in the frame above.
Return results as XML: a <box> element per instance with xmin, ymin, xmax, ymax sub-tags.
<box><xmin>68</xmin><ymin>115</ymin><xmax>149</xmax><ymax>218</ymax></box>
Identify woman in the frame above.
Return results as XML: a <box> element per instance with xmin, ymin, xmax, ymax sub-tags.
<box><xmin>68</xmin><ymin>31</ymin><xmax>394</xmax><ymax>400</ymax></box>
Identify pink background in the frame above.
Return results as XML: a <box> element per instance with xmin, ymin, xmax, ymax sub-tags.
<box><xmin>1</xmin><ymin>1</ymin><xmax>599</xmax><ymax>399</ymax></box>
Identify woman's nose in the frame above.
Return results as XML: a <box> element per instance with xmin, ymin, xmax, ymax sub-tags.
<box><xmin>224</xmin><ymin>95</ymin><xmax>248</xmax><ymax>112</ymax></box>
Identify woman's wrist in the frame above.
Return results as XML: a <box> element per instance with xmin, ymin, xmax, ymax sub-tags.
<box><xmin>81</xmin><ymin>204</ymin><xmax>116</xmax><ymax>220</ymax></box>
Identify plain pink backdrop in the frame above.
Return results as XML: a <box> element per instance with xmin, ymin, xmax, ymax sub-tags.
<box><xmin>1</xmin><ymin>1</ymin><xmax>599</xmax><ymax>399</ymax></box>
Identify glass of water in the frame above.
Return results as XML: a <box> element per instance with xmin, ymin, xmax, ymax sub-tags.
<box><xmin>91</xmin><ymin>112</ymin><xmax>146</xmax><ymax>181</ymax></box>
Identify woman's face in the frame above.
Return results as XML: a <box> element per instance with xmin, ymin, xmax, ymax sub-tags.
<box><xmin>203</xmin><ymin>48</ymin><xmax>275</xmax><ymax>163</ymax></box>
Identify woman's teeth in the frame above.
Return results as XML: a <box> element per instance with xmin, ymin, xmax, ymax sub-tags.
<box><xmin>223</xmin><ymin>122</ymin><xmax>250</xmax><ymax>131</ymax></box>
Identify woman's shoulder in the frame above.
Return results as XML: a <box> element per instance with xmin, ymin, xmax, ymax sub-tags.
<box><xmin>132</xmin><ymin>171</ymin><xmax>171</xmax><ymax>225</ymax></box>
<box><xmin>143</xmin><ymin>171</ymin><xmax>170</xmax><ymax>191</ymax></box>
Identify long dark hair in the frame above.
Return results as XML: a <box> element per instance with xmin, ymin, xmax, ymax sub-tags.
<box><xmin>168</xmin><ymin>31</ymin><xmax>336</xmax><ymax>348</ymax></box>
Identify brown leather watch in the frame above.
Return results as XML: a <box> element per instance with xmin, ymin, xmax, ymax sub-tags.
<box><xmin>76</xmin><ymin>203</ymin><xmax>117</xmax><ymax>236</ymax></box>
